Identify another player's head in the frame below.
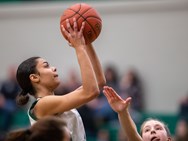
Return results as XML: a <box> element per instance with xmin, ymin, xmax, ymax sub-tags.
<box><xmin>5</xmin><ymin>116</ymin><xmax>71</xmax><ymax>141</ymax></box>
<box><xmin>140</xmin><ymin>118</ymin><xmax>172</xmax><ymax>141</ymax></box>
<box><xmin>16</xmin><ymin>57</ymin><xmax>60</xmax><ymax>105</ymax></box>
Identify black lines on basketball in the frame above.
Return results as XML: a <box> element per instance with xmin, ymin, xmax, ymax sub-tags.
<box><xmin>60</xmin><ymin>3</ymin><xmax>102</xmax><ymax>44</ymax></box>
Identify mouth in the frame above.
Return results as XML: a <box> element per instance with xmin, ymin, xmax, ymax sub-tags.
<box><xmin>54</xmin><ymin>74</ymin><xmax>58</xmax><ymax>77</ymax></box>
<box><xmin>151</xmin><ymin>137</ymin><xmax>160</xmax><ymax>141</ymax></box>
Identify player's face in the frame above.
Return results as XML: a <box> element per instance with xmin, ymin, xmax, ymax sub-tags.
<box><xmin>142</xmin><ymin>120</ymin><xmax>171</xmax><ymax>141</ymax></box>
<box><xmin>35</xmin><ymin>58</ymin><xmax>60</xmax><ymax>90</ymax></box>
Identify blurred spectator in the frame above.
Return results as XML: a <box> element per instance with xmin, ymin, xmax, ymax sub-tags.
<box><xmin>174</xmin><ymin>118</ymin><xmax>188</xmax><ymax>141</ymax></box>
<box><xmin>104</xmin><ymin>64</ymin><xmax>119</xmax><ymax>91</ymax></box>
<box><xmin>174</xmin><ymin>93</ymin><xmax>188</xmax><ymax>141</ymax></box>
<box><xmin>119</xmin><ymin>67</ymin><xmax>144</xmax><ymax>112</ymax></box>
<box><xmin>66</xmin><ymin>69</ymin><xmax>81</xmax><ymax>92</ymax></box>
<box><xmin>0</xmin><ymin>65</ymin><xmax>20</xmax><ymax>136</ymax></box>
<box><xmin>119</xmin><ymin>68</ymin><xmax>144</xmax><ymax>125</ymax></box>
<box><xmin>97</xmin><ymin>129</ymin><xmax>110</xmax><ymax>141</ymax></box>
<box><xmin>178</xmin><ymin>93</ymin><xmax>188</xmax><ymax>119</ymax></box>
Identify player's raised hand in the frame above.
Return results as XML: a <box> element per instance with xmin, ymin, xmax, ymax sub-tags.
<box><xmin>103</xmin><ymin>86</ymin><xmax>132</xmax><ymax>114</ymax></box>
<box><xmin>61</xmin><ymin>18</ymin><xmax>86</xmax><ymax>48</ymax></box>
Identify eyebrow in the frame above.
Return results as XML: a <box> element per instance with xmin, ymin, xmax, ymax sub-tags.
<box><xmin>42</xmin><ymin>61</ymin><xmax>48</xmax><ymax>64</ymax></box>
<box><xmin>144</xmin><ymin>124</ymin><xmax>162</xmax><ymax>129</ymax></box>
<box><xmin>154</xmin><ymin>124</ymin><xmax>163</xmax><ymax>127</ymax></box>
<box><xmin>143</xmin><ymin>126</ymin><xmax>150</xmax><ymax>129</ymax></box>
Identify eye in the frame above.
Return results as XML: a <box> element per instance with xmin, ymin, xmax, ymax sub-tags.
<box><xmin>44</xmin><ymin>63</ymin><xmax>50</xmax><ymax>68</ymax></box>
<box><xmin>156</xmin><ymin>127</ymin><xmax>162</xmax><ymax>130</ymax></box>
<box><xmin>144</xmin><ymin>129</ymin><xmax>150</xmax><ymax>132</ymax></box>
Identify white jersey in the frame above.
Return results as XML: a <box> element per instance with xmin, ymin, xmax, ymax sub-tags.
<box><xmin>28</xmin><ymin>99</ymin><xmax>86</xmax><ymax>141</ymax></box>
<box><xmin>59</xmin><ymin>109</ymin><xmax>86</xmax><ymax>141</ymax></box>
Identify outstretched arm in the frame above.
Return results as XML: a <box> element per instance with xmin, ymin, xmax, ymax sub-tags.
<box><xmin>103</xmin><ymin>86</ymin><xmax>143</xmax><ymax>141</ymax></box>
<box><xmin>85</xmin><ymin>44</ymin><xmax>106</xmax><ymax>89</ymax></box>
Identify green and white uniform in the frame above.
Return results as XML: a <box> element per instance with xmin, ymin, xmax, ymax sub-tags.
<box><xmin>28</xmin><ymin>99</ymin><xmax>86</xmax><ymax>141</ymax></box>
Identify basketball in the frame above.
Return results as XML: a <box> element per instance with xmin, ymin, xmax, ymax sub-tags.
<box><xmin>60</xmin><ymin>3</ymin><xmax>102</xmax><ymax>45</ymax></box>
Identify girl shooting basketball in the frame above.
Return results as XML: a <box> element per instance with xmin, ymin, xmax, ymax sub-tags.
<box><xmin>16</xmin><ymin>18</ymin><xmax>106</xmax><ymax>141</ymax></box>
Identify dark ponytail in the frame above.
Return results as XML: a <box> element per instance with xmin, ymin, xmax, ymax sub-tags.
<box><xmin>16</xmin><ymin>90</ymin><xmax>30</xmax><ymax>106</ymax></box>
<box><xmin>5</xmin><ymin>129</ymin><xmax>31</xmax><ymax>141</ymax></box>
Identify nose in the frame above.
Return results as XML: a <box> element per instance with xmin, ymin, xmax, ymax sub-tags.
<box><xmin>151</xmin><ymin>129</ymin><xmax>156</xmax><ymax>134</ymax></box>
<box><xmin>52</xmin><ymin>67</ymin><xmax>57</xmax><ymax>72</ymax></box>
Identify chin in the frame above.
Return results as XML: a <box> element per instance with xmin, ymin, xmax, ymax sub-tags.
<box><xmin>55</xmin><ymin>81</ymin><xmax>61</xmax><ymax>87</ymax></box>
<box><xmin>52</xmin><ymin>80</ymin><xmax>60</xmax><ymax>89</ymax></box>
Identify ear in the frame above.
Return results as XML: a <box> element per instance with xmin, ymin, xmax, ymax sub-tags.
<box><xmin>167</xmin><ymin>137</ymin><xmax>172</xmax><ymax>141</ymax></box>
<box><xmin>29</xmin><ymin>74</ymin><xmax>39</xmax><ymax>83</ymax></box>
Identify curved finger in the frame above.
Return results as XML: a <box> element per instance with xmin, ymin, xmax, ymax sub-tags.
<box><xmin>125</xmin><ymin>97</ymin><xmax>132</xmax><ymax>108</ymax></box>
<box><xmin>73</xmin><ymin>18</ymin><xmax>78</xmax><ymax>32</ymax></box>
<box><xmin>66</xmin><ymin>19</ymin><xmax>73</xmax><ymax>33</ymax></box>
<box><xmin>61</xmin><ymin>25</ymin><xmax>71</xmax><ymax>38</ymax></box>
<box><xmin>109</xmin><ymin>87</ymin><xmax>123</xmax><ymax>100</ymax></box>
<box><xmin>108</xmin><ymin>87</ymin><xmax>118</xmax><ymax>99</ymax></box>
<box><xmin>125</xmin><ymin>97</ymin><xmax>132</xmax><ymax>104</ymax></box>
<box><xmin>103</xmin><ymin>90</ymin><xmax>111</xmax><ymax>100</ymax></box>
<box><xmin>104</xmin><ymin>87</ymin><xmax>114</xmax><ymax>98</ymax></box>
<box><xmin>79</xmin><ymin>21</ymin><xmax>85</xmax><ymax>34</ymax></box>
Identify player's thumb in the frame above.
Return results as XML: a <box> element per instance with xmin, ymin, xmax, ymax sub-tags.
<box><xmin>125</xmin><ymin>97</ymin><xmax>132</xmax><ymax>107</ymax></box>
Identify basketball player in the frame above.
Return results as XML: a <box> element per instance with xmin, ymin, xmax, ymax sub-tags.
<box><xmin>16</xmin><ymin>18</ymin><xmax>106</xmax><ymax>141</ymax></box>
<box><xmin>103</xmin><ymin>86</ymin><xmax>172</xmax><ymax>141</ymax></box>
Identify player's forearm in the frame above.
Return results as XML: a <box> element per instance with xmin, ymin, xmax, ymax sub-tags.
<box><xmin>118</xmin><ymin>110</ymin><xmax>143</xmax><ymax>141</ymax></box>
<box><xmin>86</xmin><ymin>44</ymin><xmax>106</xmax><ymax>89</ymax></box>
<box><xmin>75</xmin><ymin>46</ymin><xmax>99</xmax><ymax>95</ymax></box>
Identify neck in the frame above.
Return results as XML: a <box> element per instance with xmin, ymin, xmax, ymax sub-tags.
<box><xmin>35</xmin><ymin>89</ymin><xmax>54</xmax><ymax>98</ymax></box>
